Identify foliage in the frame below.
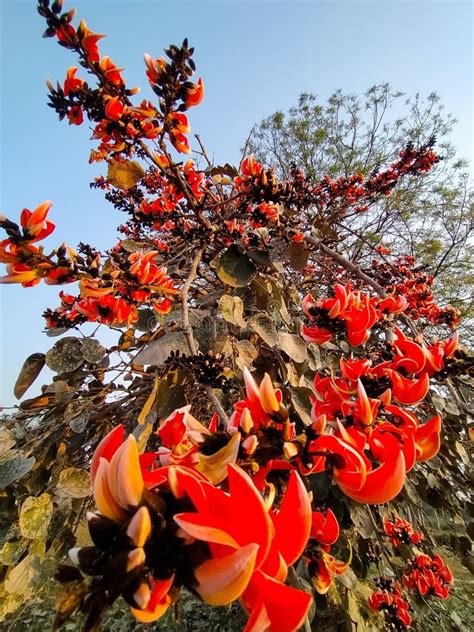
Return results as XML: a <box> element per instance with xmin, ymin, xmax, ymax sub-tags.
<box><xmin>0</xmin><ymin>1</ymin><xmax>473</xmax><ymax>631</ymax></box>
<box><xmin>248</xmin><ymin>87</ymin><xmax>474</xmax><ymax>335</ymax></box>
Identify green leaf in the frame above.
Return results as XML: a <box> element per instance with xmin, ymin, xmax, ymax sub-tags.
<box><xmin>206</xmin><ymin>163</ymin><xmax>238</xmax><ymax>178</ymax></box>
<box><xmin>107</xmin><ymin>159</ymin><xmax>145</xmax><ymax>190</ymax></box>
<box><xmin>286</xmin><ymin>240</ymin><xmax>308</xmax><ymax>270</ymax></box>
<box><xmin>249</xmin><ymin>313</ymin><xmax>278</xmax><ymax>347</ymax></box>
<box><xmin>219</xmin><ymin>295</ymin><xmax>246</xmax><ymax>327</ymax></box>
<box><xmin>57</xmin><ymin>468</ymin><xmax>92</xmax><ymax>499</ymax></box>
<box><xmin>121</xmin><ymin>239</ymin><xmax>146</xmax><ymax>253</ymax></box>
<box><xmin>215</xmin><ymin>245</ymin><xmax>257</xmax><ymax>288</ymax></box>
<box><xmin>4</xmin><ymin>554</ymin><xmax>41</xmax><ymax>599</ymax></box>
<box><xmin>45</xmin><ymin>337</ymin><xmax>84</xmax><ymax>373</ymax></box>
<box><xmin>134</xmin><ymin>332</ymin><xmax>191</xmax><ymax>366</ymax></box>
<box><xmin>290</xmin><ymin>387</ymin><xmax>313</xmax><ymax>426</ymax></box>
<box><xmin>19</xmin><ymin>493</ymin><xmax>53</xmax><ymax>540</ymax></box>
<box><xmin>135</xmin><ymin>308</ymin><xmax>159</xmax><ymax>332</ymax></box>
<box><xmin>0</xmin><ymin>540</ymin><xmax>28</xmax><ymax>566</ymax></box>
<box><xmin>277</xmin><ymin>332</ymin><xmax>308</xmax><ymax>363</ymax></box>
<box><xmin>79</xmin><ymin>338</ymin><xmax>106</xmax><ymax>364</ymax></box>
<box><xmin>235</xmin><ymin>340</ymin><xmax>258</xmax><ymax>370</ymax></box>
<box><xmin>0</xmin><ymin>453</ymin><xmax>35</xmax><ymax>489</ymax></box>
<box><xmin>13</xmin><ymin>353</ymin><xmax>45</xmax><ymax>399</ymax></box>
<box><xmin>349</xmin><ymin>504</ymin><xmax>376</xmax><ymax>539</ymax></box>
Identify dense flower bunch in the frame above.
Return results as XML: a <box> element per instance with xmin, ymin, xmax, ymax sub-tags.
<box><xmin>62</xmin><ymin>423</ymin><xmax>314</xmax><ymax>630</ymax></box>
<box><xmin>368</xmin><ymin>517</ymin><xmax>454</xmax><ymax>626</ymax></box>
<box><xmin>370</xmin><ymin>253</ymin><xmax>461</xmax><ymax>328</ymax></box>
<box><xmin>368</xmin><ymin>578</ymin><xmax>412</xmax><ymax>631</ymax></box>
<box><xmin>311</xmin><ymin>138</ymin><xmax>440</xmax><ymax>219</ymax></box>
<box><xmin>0</xmin><ymin>204</ymin><xmax>177</xmax><ymax>328</ymax></box>
<box><xmin>383</xmin><ymin>515</ymin><xmax>423</xmax><ymax>546</ymax></box>
<box><xmin>403</xmin><ymin>553</ymin><xmax>454</xmax><ymax>599</ymax></box>
<box><xmin>298</xmin><ymin>284</ymin><xmax>460</xmax><ymax>513</ymax></box>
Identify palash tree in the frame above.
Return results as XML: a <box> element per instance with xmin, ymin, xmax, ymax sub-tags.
<box><xmin>0</xmin><ymin>1</ymin><xmax>472</xmax><ymax>631</ymax></box>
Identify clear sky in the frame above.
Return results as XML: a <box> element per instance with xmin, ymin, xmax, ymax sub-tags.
<box><xmin>1</xmin><ymin>0</ymin><xmax>472</xmax><ymax>407</ymax></box>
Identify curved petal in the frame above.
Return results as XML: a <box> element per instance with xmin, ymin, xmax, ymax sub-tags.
<box><xmin>391</xmin><ymin>371</ymin><xmax>430</xmax><ymax>405</ymax></box>
<box><xmin>228</xmin><ymin>464</ymin><xmax>272</xmax><ymax>567</ymax></box>
<box><xmin>174</xmin><ymin>513</ymin><xmax>238</xmax><ymax>548</ymax></box>
<box><xmin>311</xmin><ymin>508</ymin><xmax>340</xmax><ymax>545</ymax></box>
<box><xmin>243</xmin><ymin>599</ymin><xmax>271</xmax><ymax>632</ymax></box>
<box><xmin>415</xmin><ymin>415</ymin><xmax>441</xmax><ymax>461</ymax></box>
<box><xmin>107</xmin><ymin>435</ymin><xmax>144</xmax><ymax>509</ymax></box>
<box><xmin>272</xmin><ymin>471</ymin><xmax>312</xmax><ymax>565</ymax></box>
<box><xmin>340</xmin><ymin>450</ymin><xmax>406</xmax><ymax>504</ymax></box>
<box><xmin>242</xmin><ymin>571</ymin><xmax>312</xmax><ymax>632</ymax></box>
<box><xmin>196</xmin><ymin>543</ymin><xmax>259</xmax><ymax>606</ymax></box>
<box><xmin>91</xmin><ymin>425</ymin><xmax>125</xmax><ymax>481</ymax></box>
<box><xmin>93</xmin><ymin>458</ymin><xmax>127</xmax><ymax>522</ymax></box>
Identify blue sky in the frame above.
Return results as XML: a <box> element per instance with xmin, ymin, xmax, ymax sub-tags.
<box><xmin>1</xmin><ymin>0</ymin><xmax>472</xmax><ymax>406</ymax></box>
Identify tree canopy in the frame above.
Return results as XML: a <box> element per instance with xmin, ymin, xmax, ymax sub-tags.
<box><xmin>248</xmin><ymin>87</ymin><xmax>474</xmax><ymax>337</ymax></box>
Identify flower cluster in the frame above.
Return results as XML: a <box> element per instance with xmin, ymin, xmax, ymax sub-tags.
<box><xmin>370</xmin><ymin>254</ymin><xmax>461</xmax><ymax>328</ymax></box>
<box><xmin>383</xmin><ymin>516</ymin><xmax>423</xmax><ymax>547</ymax></box>
<box><xmin>0</xmin><ymin>202</ymin><xmax>74</xmax><ymax>287</ymax></box>
<box><xmin>1</xmin><ymin>204</ymin><xmax>178</xmax><ymax>328</ymax></box>
<box><xmin>302</xmin><ymin>283</ymin><xmax>409</xmax><ymax>346</ymax></box>
<box><xmin>310</xmin><ymin>138</ymin><xmax>440</xmax><ymax>221</ymax></box>
<box><xmin>295</xmin><ymin>284</ymin><xmax>461</xmax><ymax>509</ymax></box>
<box><xmin>0</xmin><ymin>4</ymin><xmax>463</xmax><ymax>631</ymax></box>
<box><xmin>403</xmin><ymin>554</ymin><xmax>454</xmax><ymax>599</ymax></box>
<box><xmin>62</xmin><ymin>425</ymin><xmax>314</xmax><ymax>630</ymax></box>
<box><xmin>368</xmin><ymin>578</ymin><xmax>412</xmax><ymax>631</ymax></box>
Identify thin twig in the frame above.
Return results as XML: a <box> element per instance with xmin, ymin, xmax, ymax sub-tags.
<box><xmin>181</xmin><ymin>246</ymin><xmax>230</xmax><ymax>424</ymax></box>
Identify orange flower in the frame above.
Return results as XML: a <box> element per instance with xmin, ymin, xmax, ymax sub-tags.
<box><xmin>414</xmin><ymin>415</ymin><xmax>441</xmax><ymax>461</ymax></box>
<box><xmin>229</xmin><ymin>368</ymin><xmax>284</xmax><ymax>431</ymax></box>
<box><xmin>143</xmin><ymin>54</ymin><xmax>167</xmax><ymax>84</ymax></box>
<box><xmin>78</xmin><ymin>19</ymin><xmax>105</xmax><ymax>63</ymax></box>
<box><xmin>311</xmin><ymin>509</ymin><xmax>340</xmax><ymax>546</ymax></box>
<box><xmin>174</xmin><ymin>464</ymin><xmax>312</xmax><ymax>629</ymax></box>
<box><xmin>56</xmin><ymin>23</ymin><xmax>76</xmax><ymax>44</ymax></box>
<box><xmin>92</xmin><ymin>434</ymin><xmax>144</xmax><ymax>522</ymax></box>
<box><xmin>241</xmin><ymin>154</ymin><xmax>263</xmax><ymax>178</ymax></box>
<box><xmin>99</xmin><ymin>56</ymin><xmax>125</xmax><ymax>86</ymax></box>
<box><xmin>309</xmin><ymin>547</ymin><xmax>352</xmax><ymax>594</ymax></box>
<box><xmin>104</xmin><ymin>96</ymin><xmax>125</xmax><ymax>121</ymax></box>
<box><xmin>67</xmin><ymin>105</ymin><xmax>84</xmax><ymax>125</ymax></box>
<box><xmin>390</xmin><ymin>370</ymin><xmax>430</xmax><ymax>405</ymax></box>
<box><xmin>184</xmin><ymin>77</ymin><xmax>204</xmax><ymax>108</ymax></box>
<box><xmin>63</xmin><ymin>67</ymin><xmax>85</xmax><ymax>96</ymax></box>
<box><xmin>20</xmin><ymin>201</ymin><xmax>55</xmax><ymax>242</ymax></box>
<box><xmin>168</xmin><ymin>112</ymin><xmax>190</xmax><ymax>134</ymax></box>
<box><xmin>170</xmin><ymin>132</ymin><xmax>190</xmax><ymax>154</ymax></box>
<box><xmin>0</xmin><ymin>262</ymin><xmax>42</xmax><ymax>287</ymax></box>
<box><xmin>76</xmin><ymin>295</ymin><xmax>137</xmax><ymax>326</ymax></box>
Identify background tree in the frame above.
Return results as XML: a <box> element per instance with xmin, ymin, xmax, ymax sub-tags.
<box><xmin>248</xmin><ymin>86</ymin><xmax>474</xmax><ymax>338</ymax></box>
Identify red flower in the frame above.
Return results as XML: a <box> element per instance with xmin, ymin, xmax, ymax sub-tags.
<box><xmin>63</xmin><ymin>67</ymin><xmax>85</xmax><ymax>96</ymax></box>
<box><xmin>104</xmin><ymin>96</ymin><xmax>125</xmax><ymax>121</ymax></box>
<box><xmin>67</xmin><ymin>105</ymin><xmax>84</xmax><ymax>125</ymax></box>
<box><xmin>20</xmin><ymin>201</ymin><xmax>55</xmax><ymax>242</ymax></box>
<box><xmin>403</xmin><ymin>554</ymin><xmax>453</xmax><ymax>599</ymax></box>
<box><xmin>184</xmin><ymin>77</ymin><xmax>204</xmax><ymax>108</ymax></box>
<box><xmin>174</xmin><ymin>464</ymin><xmax>312</xmax><ymax>629</ymax></box>
<box><xmin>383</xmin><ymin>516</ymin><xmax>423</xmax><ymax>546</ymax></box>
<box><xmin>311</xmin><ymin>508</ymin><xmax>340</xmax><ymax>546</ymax></box>
<box><xmin>78</xmin><ymin>19</ymin><xmax>105</xmax><ymax>63</ymax></box>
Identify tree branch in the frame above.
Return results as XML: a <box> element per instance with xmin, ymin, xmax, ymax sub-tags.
<box><xmin>182</xmin><ymin>246</ymin><xmax>230</xmax><ymax>424</ymax></box>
